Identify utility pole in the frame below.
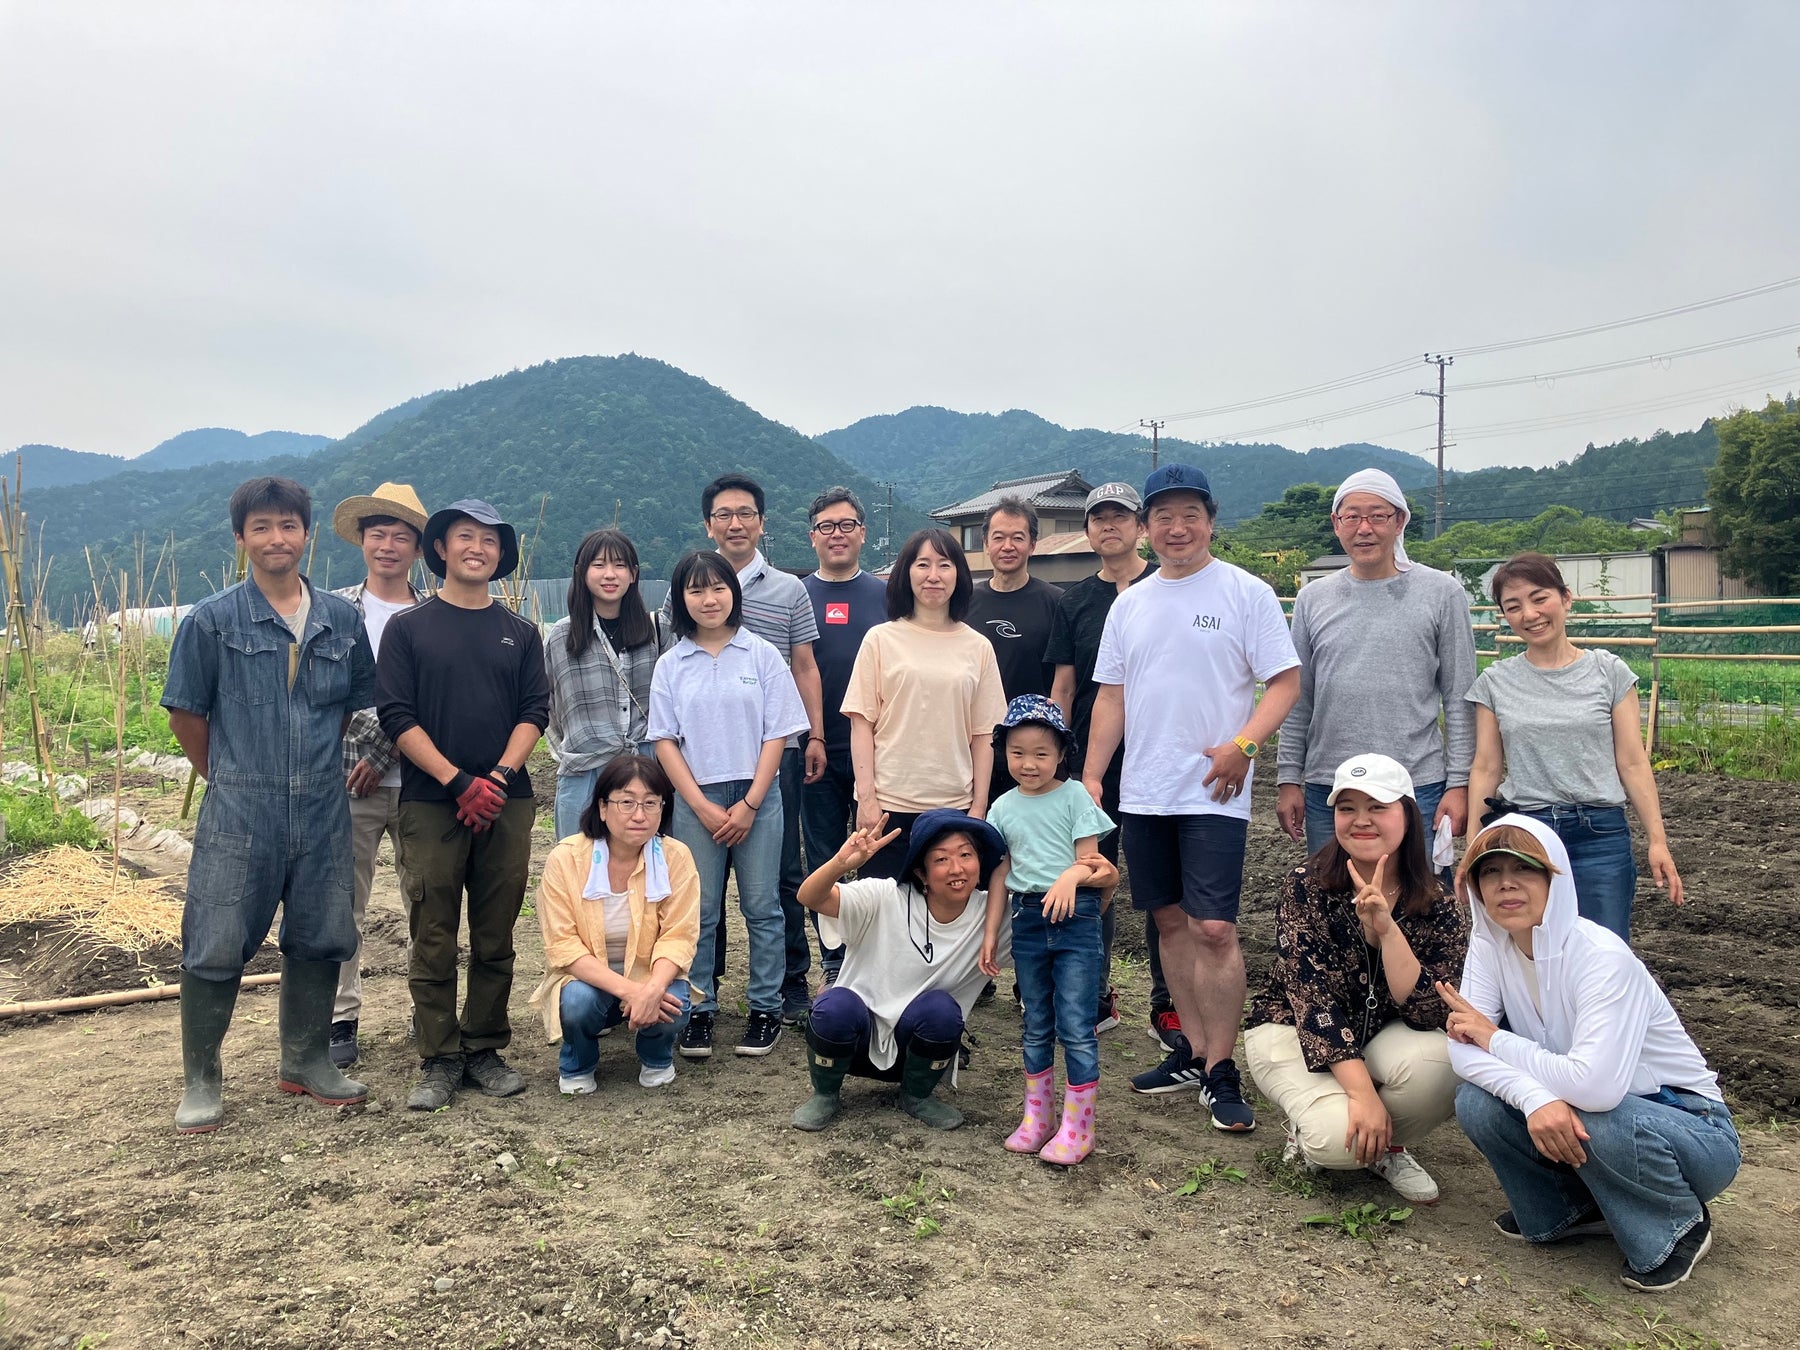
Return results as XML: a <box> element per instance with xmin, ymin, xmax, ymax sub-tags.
<box><xmin>1417</xmin><ymin>355</ymin><xmax>1453</xmax><ymax>537</ymax></box>
<box><xmin>1139</xmin><ymin>419</ymin><xmax>1165</xmax><ymax>471</ymax></box>
<box><xmin>875</xmin><ymin>481</ymin><xmax>895</xmax><ymax>568</ymax></box>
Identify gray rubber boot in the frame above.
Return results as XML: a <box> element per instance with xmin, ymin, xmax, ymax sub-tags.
<box><xmin>792</xmin><ymin>1027</ymin><xmax>855</xmax><ymax>1131</ymax></box>
<box><xmin>176</xmin><ymin>972</ymin><xmax>241</xmax><ymax>1133</ymax></box>
<box><xmin>276</xmin><ymin>958</ymin><xmax>369</xmax><ymax>1107</ymax></box>
<box><xmin>896</xmin><ymin>1033</ymin><xmax>964</xmax><ymax>1130</ymax></box>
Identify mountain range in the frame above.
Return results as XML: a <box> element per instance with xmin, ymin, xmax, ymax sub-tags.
<box><xmin>19</xmin><ymin>428</ymin><xmax>336</xmax><ymax>489</ymax></box>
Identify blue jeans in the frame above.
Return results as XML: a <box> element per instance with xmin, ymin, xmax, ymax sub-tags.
<box><xmin>1011</xmin><ymin>888</ymin><xmax>1105</xmax><ymax>1086</ymax></box>
<box><xmin>1522</xmin><ymin>804</ymin><xmax>1636</xmax><ymax>941</ymax></box>
<box><xmin>672</xmin><ymin>780</ymin><xmax>785</xmax><ymax>1016</ymax></box>
<box><xmin>558</xmin><ymin>977</ymin><xmax>692</xmax><ymax>1074</ymax></box>
<box><xmin>801</xmin><ymin>751</ymin><xmax>857</xmax><ymax>977</ymax></box>
<box><xmin>1303</xmin><ymin>780</ymin><xmax>1445</xmax><ymax>857</ymax></box>
<box><xmin>1456</xmin><ymin>1082</ymin><xmax>1740</xmax><ymax>1274</ymax></box>
<box><xmin>779</xmin><ymin>746</ymin><xmax>811</xmax><ymax>997</ymax></box>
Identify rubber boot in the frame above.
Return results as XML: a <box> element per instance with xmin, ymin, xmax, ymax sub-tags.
<box><xmin>1004</xmin><ymin>1068</ymin><xmax>1057</xmax><ymax>1153</ymax></box>
<box><xmin>175</xmin><ymin>972</ymin><xmax>241</xmax><ymax>1134</ymax></box>
<box><xmin>1037</xmin><ymin>1079</ymin><xmax>1097</xmax><ymax>1165</ymax></box>
<box><xmin>896</xmin><ymin>1033</ymin><xmax>963</xmax><ymax>1130</ymax></box>
<box><xmin>276</xmin><ymin>958</ymin><xmax>369</xmax><ymax>1107</ymax></box>
<box><xmin>792</xmin><ymin>1025</ymin><xmax>856</xmax><ymax>1131</ymax></box>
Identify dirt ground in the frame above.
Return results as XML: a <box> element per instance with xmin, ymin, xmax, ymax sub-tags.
<box><xmin>2</xmin><ymin>768</ymin><xmax>1797</xmax><ymax>1350</ymax></box>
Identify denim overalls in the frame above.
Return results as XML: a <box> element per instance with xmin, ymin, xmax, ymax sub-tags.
<box><xmin>162</xmin><ymin>578</ymin><xmax>375</xmax><ymax>982</ymax></box>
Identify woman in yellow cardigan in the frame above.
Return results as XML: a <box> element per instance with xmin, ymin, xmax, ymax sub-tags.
<box><xmin>530</xmin><ymin>754</ymin><xmax>701</xmax><ymax>1092</ymax></box>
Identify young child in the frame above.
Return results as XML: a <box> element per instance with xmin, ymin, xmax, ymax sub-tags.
<box><xmin>980</xmin><ymin>695</ymin><xmax>1117</xmax><ymax>1165</ymax></box>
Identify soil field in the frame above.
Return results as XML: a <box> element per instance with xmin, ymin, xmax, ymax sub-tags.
<box><xmin>1</xmin><ymin>770</ymin><xmax>1797</xmax><ymax>1349</ymax></box>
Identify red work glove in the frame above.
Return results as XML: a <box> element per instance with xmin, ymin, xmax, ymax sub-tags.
<box><xmin>449</xmin><ymin>771</ymin><xmax>507</xmax><ymax>832</ymax></box>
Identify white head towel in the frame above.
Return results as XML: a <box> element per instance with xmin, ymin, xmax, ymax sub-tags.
<box><xmin>1332</xmin><ymin>469</ymin><xmax>1414</xmax><ymax>572</ymax></box>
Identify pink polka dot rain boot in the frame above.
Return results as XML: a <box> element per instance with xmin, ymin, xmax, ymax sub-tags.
<box><xmin>1004</xmin><ymin>1068</ymin><xmax>1057</xmax><ymax>1153</ymax></box>
<box><xmin>1038</xmin><ymin>1079</ymin><xmax>1097</xmax><ymax>1166</ymax></box>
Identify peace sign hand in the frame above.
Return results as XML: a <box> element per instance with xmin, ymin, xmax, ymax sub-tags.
<box><xmin>1347</xmin><ymin>854</ymin><xmax>1393</xmax><ymax>943</ymax></box>
<box><xmin>835</xmin><ymin>816</ymin><xmax>902</xmax><ymax>875</ymax></box>
<box><xmin>1434</xmin><ymin>979</ymin><xmax>1499</xmax><ymax>1051</ymax></box>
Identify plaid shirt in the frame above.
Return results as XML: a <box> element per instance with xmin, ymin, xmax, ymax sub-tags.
<box><xmin>545</xmin><ymin>611</ymin><xmax>675</xmax><ymax>774</ymax></box>
<box><xmin>335</xmin><ymin>580</ymin><xmax>424</xmax><ymax>778</ymax></box>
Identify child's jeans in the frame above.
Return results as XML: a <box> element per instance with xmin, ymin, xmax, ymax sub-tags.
<box><xmin>1011</xmin><ymin>888</ymin><xmax>1104</xmax><ymax>1087</ymax></box>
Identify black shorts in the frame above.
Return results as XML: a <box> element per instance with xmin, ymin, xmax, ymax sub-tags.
<box><xmin>1120</xmin><ymin>812</ymin><xmax>1248</xmax><ymax>923</ymax></box>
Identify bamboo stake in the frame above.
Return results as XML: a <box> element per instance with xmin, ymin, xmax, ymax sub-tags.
<box><xmin>1</xmin><ymin>972</ymin><xmax>282</xmax><ymax>1019</ymax></box>
<box><xmin>0</xmin><ymin>461</ymin><xmax>57</xmax><ymax>800</ymax></box>
<box><xmin>1645</xmin><ymin>680</ymin><xmax>1660</xmax><ymax>755</ymax></box>
<box><xmin>113</xmin><ymin>570</ymin><xmax>128</xmax><ymax>887</ymax></box>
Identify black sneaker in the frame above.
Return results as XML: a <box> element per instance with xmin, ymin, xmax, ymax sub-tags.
<box><xmin>736</xmin><ymin>1009</ymin><xmax>784</xmax><ymax>1057</ymax></box>
<box><xmin>1198</xmin><ymin>1058</ymin><xmax>1256</xmax><ymax>1132</ymax></box>
<box><xmin>1494</xmin><ymin>1206</ymin><xmax>1611</xmax><ymax>1243</ymax></box>
<box><xmin>462</xmin><ymin>1048</ymin><xmax>526</xmax><ymax>1098</ymax></box>
<box><xmin>406</xmin><ymin>1054</ymin><xmax>462</xmax><ymax>1111</ymax></box>
<box><xmin>1621</xmin><ymin>1207</ymin><xmax>1712</xmax><ymax>1292</ymax></box>
<box><xmin>977</xmin><ymin>979</ymin><xmax>997</xmax><ymax>1005</ymax></box>
<box><xmin>780</xmin><ymin>986</ymin><xmax>812</xmax><ymax>1026</ymax></box>
<box><xmin>1130</xmin><ymin>1043</ymin><xmax>1209</xmax><ymax>1095</ymax></box>
<box><xmin>679</xmin><ymin>1010</ymin><xmax>715</xmax><ymax>1060</ymax></box>
<box><xmin>328</xmin><ymin>1019</ymin><xmax>359</xmax><ymax>1069</ymax></box>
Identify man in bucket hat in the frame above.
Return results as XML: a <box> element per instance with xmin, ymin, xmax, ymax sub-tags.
<box><xmin>327</xmin><ymin>482</ymin><xmax>429</xmax><ymax>1068</ymax></box>
<box><xmin>376</xmin><ymin>498</ymin><xmax>549</xmax><ymax>1110</ymax></box>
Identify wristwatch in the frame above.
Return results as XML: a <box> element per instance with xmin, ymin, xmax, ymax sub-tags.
<box><xmin>1231</xmin><ymin>736</ymin><xmax>1259</xmax><ymax>759</ymax></box>
<box><xmin>488</xmin><ymin>764</ymin><xmax>518</xmax><ymax>786</ymax></box>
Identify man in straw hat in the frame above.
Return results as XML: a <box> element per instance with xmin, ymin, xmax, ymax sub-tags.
<box><xmin>327</xmin><ymin>482</ymin><xmax>429</xmax><ymax>1068</ymax></box>
<box><xmin>162</xmin><ymin>476</ymin><xmax>376</xmax><ymax>1133</ymax></box>
<box><xmin>376</xmin><ymin>499</ymin><xmax>549</xmax><ymax>1111</ymax></box>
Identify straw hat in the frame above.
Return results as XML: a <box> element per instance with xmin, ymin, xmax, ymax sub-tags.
<box><xmin>332</xmin><ymin>483</ymin><xmax>429</xmax><ymax>546</ymax></box>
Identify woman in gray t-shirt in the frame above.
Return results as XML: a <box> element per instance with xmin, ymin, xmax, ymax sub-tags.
<box><xmin>1464</xmin><ymin>554</ymin><xmax>1682</xmax><ymax>941</ymax></box>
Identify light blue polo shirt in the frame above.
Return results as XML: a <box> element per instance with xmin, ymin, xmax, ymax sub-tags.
<box><xmin>646</xmin><ymin>628</ymin><xmax>810</xmax><ymax>786</ymax></box>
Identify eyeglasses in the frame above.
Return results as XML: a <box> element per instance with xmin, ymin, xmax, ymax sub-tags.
<box><xmin>1335</xmin><ymin>511</ymin><xmax>1398</xmax><ymax>528</ymax></box>
<box><xmin>604</xmin><ymin>796</ymin><xmax>663</xmax><ymax>816</ymax></box>
<box><xmin>708</xmin><ymin>508</ymin><xmax>763</xmax><ymax>524</ymax></box>
<box><xmin>810</xmin><ymin>519</ymin><xmax>864</xmax><ymax>535</ymax></box>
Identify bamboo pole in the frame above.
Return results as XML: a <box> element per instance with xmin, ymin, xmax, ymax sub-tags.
<box><xmin>1654</xmin><ymin>597</ymin><xmax>1800</xmax><ymax>610</ymax></box>
<box><xmin>0</xmin><ymin>972</ymin><xmax>282</xmax><ymax>1019</ymax></box>
<box><xmin>1652</xmin><ymin>624</ymin><xmax>1800</xmax><ymax>635</ymax></box>
<box><xmin>1494</xmin><ymin>635</ymin><xmax>1657</xmax><ymax>647</ymax></box>
<box><xmin>1645</xmin><ymin>680</ymin><xmax>1660</xmax><ymax>754</ymax></box>
<box><xmin>1650</xmin><ymin>651</ymin><xmax>1800</xmax><ymax>663</ymax></box>
<box><xmin>112</xmin><ymin>570</ymin><xmax>128</xmax><ymax>887</ymax></box>
<box><xmin>0</xmin><ymin>461</ymin><xmax>57</xmax><ymax>800</ymax></box>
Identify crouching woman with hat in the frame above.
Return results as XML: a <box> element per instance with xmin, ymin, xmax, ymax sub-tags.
<box><xmin>1443</xmin><ymin>815</ymin><xmax>1739</xmax><ymax>1293</ymax></box>
<box><xmin>790</xmin><ymin>809</ymin><xmax>1009</xmax><ymax>1132</ymax></box>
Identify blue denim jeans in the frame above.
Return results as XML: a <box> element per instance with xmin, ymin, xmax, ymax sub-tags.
<box><xmin>1011</xmin><ymin>888</ymin><xmax>1105</xmax><ymax>1086</ymax></box>
<box><xmin>1304</xmin><ymin>780</ymin><xmax>1445</xmax><ymax>857</ymax></box>
<box><xmin>672</xmin><ymin>780</ymin><xmax>785</xmax><ymax>1016</ymax></box>
<box><xmin>779</xmin><ymin>746</ymin><xmax>811</xmax><ymax>997</ymax></box>
<box><xmin>558</xmin><ymin>977</ymin><xmax>692</xmax><ymax>1074</ymax></box>
<box><xmin>1456</xmin><ymin>1081</ymin><xmax>1740</xmax><ymax>1274</ymax></box>
<box><xmin>801</xmin><ymin>751</ymin><xmax>857</xmax><ymax>977</ymax></box>
<box><xmin>1522</xmin><ymin>804</ymin><xmax>1636</xmax><ymax>941</ymax></box>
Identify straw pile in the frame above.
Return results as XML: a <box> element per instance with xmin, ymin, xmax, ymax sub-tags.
<box><xmin>0</xmin><ymin>846</ymin><xmax>185</xmax><ymax>952</ymax></box>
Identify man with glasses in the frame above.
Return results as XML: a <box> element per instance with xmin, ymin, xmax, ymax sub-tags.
<box><xmin>800</xmin><ymin>487</ymin><xmax>888</xmax><ymax>988</ymax></box>
<box><xmin>1275</xmin><ymin>468</ymin><xmax>1477</xmax><ymax>854</ymax></box>
<box><xmin>967</xmin><ymin>497</ymin><xmax>1062</xmax><ymax>810</ymax></box>
<box><xmin>689</xmin><ymin>475</ymin><xmax>827</xmax><ymax>1027</ymax></box>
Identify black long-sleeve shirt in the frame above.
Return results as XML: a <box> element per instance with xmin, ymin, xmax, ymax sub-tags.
<box><xmin>376</xmin><ymin>596</ymin><xmax>551</xmax><ymax>802</ymax></box>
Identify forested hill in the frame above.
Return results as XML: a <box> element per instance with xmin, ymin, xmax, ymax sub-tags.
<box><xmin>816</xmin><ymin>406</ymin><xmax>1437</xmax><ymax>524</ymax></box>
<box><xmin>1440</xmin><ymin>423</ymin><xmax>1719</xmax><ymax>526</ymax></box>
<box><xmin>30</xmin><ymin>355</ymin><xmax>925</xmax><ymax>618</ymax></box>
<box><xmin>16</xmin><ymin>427</ymin><xmax>333</xmax><ymax>490</ymax></box>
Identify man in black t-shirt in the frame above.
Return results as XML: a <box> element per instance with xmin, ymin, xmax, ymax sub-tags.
<box><xmin>966</xmin><ymin>496</ymin><xmax>1062</xmax><ymax>807</ymax></box>
<box><xmin>377</xmin><ymin>499</ymin><xmax>549</xmax><ymax>1112</ymax></box>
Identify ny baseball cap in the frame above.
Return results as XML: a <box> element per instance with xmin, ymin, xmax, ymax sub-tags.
<box><xmin>1084</xmin><ymin>482</ymin><xmax>1142</xmax><ymax>515</ymax></box>
<box><xmin>1141</xmin><ymin>463</ymin><xmax>1214</xmax><ymax>507</ymax></box>
<box><xmin>1326</xmin><ymin>753</ymin><xmax>1416</xmax><ymax>805</ymax></box>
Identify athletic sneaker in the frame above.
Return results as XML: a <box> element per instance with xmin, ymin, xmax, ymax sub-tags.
<box><xmin>781</xmin><ymin>987</ymin><xmax>812</xmax><ymax>1026</ymax></box>
<box><xmin>559</xmin><ymin>1069</ymin><xmax>598</xmax><ymax>1095</ymax></box>
<box><xmin>1198</xmin><ymin>1058</ymin><xmax>1256</xmax><ymax>1131</ymax></box>
<box><xmin>1494</xmin><ymin>1206</ymin><xmax>1611</xmax><ymax>1243</ymax></box>
<box><xmin>1094</xmin><ymin>987</ymin><xmax>1120</xmax><ymax>1036</ymax></box>
<box><xmin>1130</xmin><ymin>1045</ymin><xmax>1209</xmax><ymax>1095</ymax></box>
<box><xmin>1367</xmin><ymin>1146</ymin><xmax>1440</xmax><ymax>1204</ymax></box>
<box><xmin>1621</xmin><ymin>1207</ymin><xmax>1713</xmax><ymax>1293</ymax></box>
<box><xmin>1148</xmin><ymin>1008</ymin><xmax>1182</xmax><ymax>1053</ymax></box>
<box><xmin>1280</xmin><ymin>1122</ymin><xmax>1320</xmax><ymax>1173</ymax></box>
<box><xmin>736</xmin><ymin>1010</ymin><xmax>784</xmax><ymax>1056</ymax></box>
<box><xmin>678</xmin><ymin>1011</ymin><xmax>715</xmax><ymax>1060</ymax></box>
<box><xmin>638</xmin><ymin>1062</ymin><xmax>677</xmax><ymax>1089</ymax></box>
<box><xmin>328</xmin><ymin>1019</ymin><xmax>359</xmax><ymax>1069</ymax></box>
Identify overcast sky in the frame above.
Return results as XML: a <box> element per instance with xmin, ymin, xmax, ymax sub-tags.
<box><xmin>3</xmin><ymin>2</ymin><xmax>1796</xmax><ymax>483</ymax></box>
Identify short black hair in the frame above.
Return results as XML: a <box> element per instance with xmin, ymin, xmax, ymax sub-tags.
<box><xmin>984</xmin><ymin>497</ymin><xmax>1039</xmax><ymax>542</ymax></box>
<box><xmin>668</xmin><ymin>550</ymin><xmax>744</xmax><ymax>638</ymax></box>
<box><xmin>229</xmin><ymin>476</ymin><xmax>312</xmax><ymax>536</ymax></box>
<box><xmin>809</xmin><ymin>486</ymin><xmax>864</xmax><ymax>524</ymax></box>
<box><xmin>577</xmin><ymin>754</ymin><xmax>674</xmax><ymax>841</ymax></box>
<box><xmin>356</xmin><ymin>513</ymin><xmax>419</xmax><ymax>543</ymax></box>
<box><xmin>886</xmin><ymin>528</ymin><xmax>974</xmax><ymax>622</ymax></box>
<box><xmin>701</xmin><ymin>474</ymin><xmax>765</xmax><ymax>519</ymax></box>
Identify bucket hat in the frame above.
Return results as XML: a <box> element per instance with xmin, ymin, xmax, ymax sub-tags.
<box><xmin>422</xmin><ymin>498</ymin><xmax>519</xmax><ymax>581</ymax></box>
<box><xmin>899</xmin><ymin>809</ymin><xmax>1007</xmax><ymax>893</ymax></box>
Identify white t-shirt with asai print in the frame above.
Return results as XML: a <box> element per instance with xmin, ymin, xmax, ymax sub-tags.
<box><xmin>1093</xmin><ymin>559</ymin><xmax>1299</xmax><ymax>821</ymax></box>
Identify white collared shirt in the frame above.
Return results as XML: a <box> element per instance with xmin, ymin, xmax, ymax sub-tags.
<box><xmin>646</xmin><ymin>627</ymin><xmax>810</xmax><ymax>785</ymax></box>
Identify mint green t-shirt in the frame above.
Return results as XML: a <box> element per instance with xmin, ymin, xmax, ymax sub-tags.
<box><xmin>987</xmin><ymin>779</ymin><xmax>1116</xmax><ymax>895</ymax></box>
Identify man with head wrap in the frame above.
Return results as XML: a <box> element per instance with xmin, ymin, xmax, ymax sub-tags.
<box><xmin>1274</xmin><ymin>469</ymin><xmax>1477</xmax><ymax>854</ymax></box>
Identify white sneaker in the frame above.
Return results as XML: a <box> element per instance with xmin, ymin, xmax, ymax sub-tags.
<box><xmin>559</xmin><ymin>1070</ymin><xmax>598</xmax><ymax>1095</ymax></box>
<box><xmin>1281</xmin><ymin>1123</ymin><xmax>1321</xmax><ymax>1174</ymax></box>
<box><xmin>1367</xmin><ymin>1146</ymin><xmax>1440</xmax><ymax>1205</ymax></box>
<box><xmin>638</xmin><ymin>1062</ymin><xmax>677</xmax><ymax>1089</ymax></box>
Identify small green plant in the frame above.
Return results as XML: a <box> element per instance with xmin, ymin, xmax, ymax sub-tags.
<box><xmin>0</xmin><ymin>784</ymin><xmax>100</xmax><ymax>853</ymax></box>
<box><xmin>876</xmin><ymin>1173</ymin><xmax>955</xmax><ymax>1239</ymax></box>
<box><xmin>1254</xmin><ymin>1144</ymin><xmax>1320</xmax><ymax>1199</ymax></box>
<box><xmin>1174</xmin><ymin>1158</ymin><xmax>1247</xmax><ymax>1195</ymax></box>
<box><xmin>1302</xmin><ymin>1201</ymin><xmax>1412</xmax><ymax>1239</ymax></box>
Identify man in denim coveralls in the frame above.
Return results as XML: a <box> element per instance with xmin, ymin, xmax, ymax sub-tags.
<box><xmin>162</xmin><ymin>476</ymin><xmax>376</xmax><ymax>1133</ymax></box>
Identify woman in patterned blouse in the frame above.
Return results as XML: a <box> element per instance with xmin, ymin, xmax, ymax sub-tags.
<box><xmin>1243</xmin><ymin>753</ymin><xmax>1468</xmax><ymax>1204</ymax></box>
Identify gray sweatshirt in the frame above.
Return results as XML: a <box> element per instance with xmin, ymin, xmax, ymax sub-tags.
<box><xmin>1276</xmin><ymin>565</ymin><xmax>1477</xmax><ymax>789</ymax></box>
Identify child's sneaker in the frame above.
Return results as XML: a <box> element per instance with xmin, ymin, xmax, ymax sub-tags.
<box><xmin>1093</xmin><ymin>988</ymin><xmax>1120</xmax><ymax>1036</ymax></box>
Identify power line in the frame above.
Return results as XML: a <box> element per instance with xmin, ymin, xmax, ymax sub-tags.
<box><xmin>1454</xmin><ymin>323</ymin><xmax>1800</xmax><ymax>392</ymax></box>
<box><xmin>1160</xmin><ymin>358</ymin><xmax>1420</xmax><ymax>424</ymax></box>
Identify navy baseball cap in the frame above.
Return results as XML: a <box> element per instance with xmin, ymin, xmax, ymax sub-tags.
<box><xmin>1142</xmin><ymin>463</ymin><xmax>1214</xmax><ymax>508</ymax></box>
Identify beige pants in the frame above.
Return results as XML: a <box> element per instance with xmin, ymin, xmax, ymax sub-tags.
<box><xmin>1243</xmin><ymin>1021</ymin><xmax>1458</xmax><ymax>1170</ymax></box>
<box><xmin>335</xmin><ymin>784</ymin><xmax>408</xmax><ymax>1021</ymax></box>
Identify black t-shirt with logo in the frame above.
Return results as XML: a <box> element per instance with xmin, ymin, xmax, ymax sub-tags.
<box><xmin>967</xmin><ymin>576</ymin><xmax>1064</xmax><ymax>701</ymax></box>
<box><xmin>803</xmin><ymin>571</ymin><xmax>890</xmax><ymax>756</ymax></box>
<box><xmin>1043</xmin><ymin>562</ymin><xmax>1158</xmax><ymax>743</ymax></box>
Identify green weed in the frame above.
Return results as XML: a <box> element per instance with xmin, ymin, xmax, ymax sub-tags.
<box><xmin>876</xmin><ymin>1173</ymin><xmax>956</xmax><ymax>1239</ymax></box>
<box><xmin>1173</xmin><ymin>1158</ymin><xmax>1248</xmax><ymax>1195</ymax></box>
<box><xmin>0</xmin><ymin>785</ymin><xmax>100</xmax><ymax>853</ymax></box>
<box><xmin>1301</xmin><ymin>1200</ymin><xmax>1412</xmax><ymax>1239</ymax></box>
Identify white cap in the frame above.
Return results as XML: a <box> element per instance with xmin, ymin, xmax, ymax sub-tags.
<box><xmin>1325</xmin><ymin>753</ymin><xmax>1416</xmax><ymax>805</ymax></box>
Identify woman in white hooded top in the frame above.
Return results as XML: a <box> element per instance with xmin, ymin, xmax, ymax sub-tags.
<box><xmin>1439</xmin><ymin>814</ymin><xmax>1738</xmax><ymax>1294</ymax></box>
